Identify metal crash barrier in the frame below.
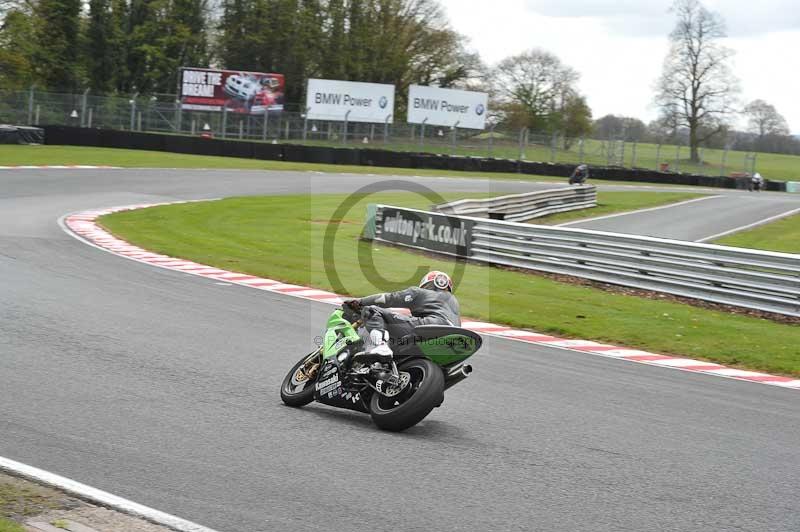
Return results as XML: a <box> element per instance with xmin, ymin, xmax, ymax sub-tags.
<box><xmin>367</xmin><ymin>204</ymin><xmax>800</xmax><ymax>317</ymax></box>
<box><xmin>433</xmin><ymin>185</ymin><xmax>597</xmax><ymax>222</ymax></box>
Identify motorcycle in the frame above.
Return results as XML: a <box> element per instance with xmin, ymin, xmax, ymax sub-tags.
<box><xmin>280</xmin><ymin>305</ymin><xmax>482</xmax><ymax>431</ymax></box>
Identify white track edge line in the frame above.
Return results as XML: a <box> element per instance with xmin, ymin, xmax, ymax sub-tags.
<box><xmin>556</xmin><ymin>195</ymin><xmax>722</xmax><ymax>226</ymax></box>
<box><xmin>0</xmin><ymin>456</ymin><xmax>220</xmax><ymax>532</ymax></box>
<box><xmin>697</xmin><ymin>207</ymin><xmax>800</xmax><ymax>242</ymax></box>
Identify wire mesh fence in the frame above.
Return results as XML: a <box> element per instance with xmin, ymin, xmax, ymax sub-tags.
<box><xmin>0</xmin><ymin>87</ymin><xmax>760</xmax><ymax>177</ymax></box>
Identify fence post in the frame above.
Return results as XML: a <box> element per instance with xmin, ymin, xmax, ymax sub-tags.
<box><xmin>87</xmin><ymin>108</ymin><xmax>93</xmax><ymax>128</ymax></box>
<box><xmin>452</xmin><ymin>121</ymin><xmax>460</xmax><ymax>154</ymax></box>
<box><xmin>221</xmin><ymin>106</ymin><xmax>228</xmax><ymax>139</ymax></box>
<box><xmin>175</xmin><ymin>100</ymin><xmax>182</xmax><ymax>133</ymax></box>
<box><xmin>239</xmin><ymin>120</ymin><xmax>244</xmax><ymax>139</ymax></box>
<box><xmin>262</xmin><ymin>109</ymin><xmax>269</xmax><ymax>141</ymax></box>
<box><xmin>342</xmin><ymin>110</ymin><xmax>351</xmax><ymax>146</ymax></box>
<box><xmin>488</xmin><ymin>123</ymin><xmax>496</xmax><ymax>157</ymax></box>
<box><xmin>518</xmin><ymin>127</ymin><xmax>528</xmax><ymax>160</ymax></box>
<box><xmin>675</xmin><ymin>142</ymin><xmax>681</xmax><ymax>173</ymax></box>
<box><xmin>420</xmin><ymin>118</ymin><xmax>428</xmax><ymax>150</ymax></box>
<box><xmin>720</xmin><ymin>147</ymin><xmax>729</xmax><ymax>177</ymax></box>
<box><xmin>27</xmin><ymin>86</ymin><xmax>34</xmax><ymax>125</ymax></box>
<box><xmin>191</xmin><ymin>119</ymin><xmax>196</xmax><ymax>135</ymax></box>
<box><xmin>303</xmin><ymin>107</ymin><xmax>310</xmax><ymax>141</ymax></box>
<box><xmin>80</xmin><ymin>88</ymin><xmax>89</xmax><ymax>127</ymax></box>
<box><xmin>137</xmin><ymin>111</ymin><xmax>142</xmax><ymax>131</ymax></box>
<box><xmin>35</xmin><ymin>105</ymin><xmax>40</xmax><ymax>125</ymax></box>
<box><xmin>655</xmin><ymin>142</ymin><xmax>662</xmax><ymax>171</ymax></box>
<box><xmin>384</xmin><ymin>114</ymin><xmax>392</xmax><ymax>144</ymax></box>
<box><xmin>631</xmin><ymin>141</ymin><xmax>637</xmax><ymax>168</ymax></box>
<box><xmin>129</xmin><ymin>92</ymin><xmax>138</xmax><ymax>131</ymax></box>
<box><xmin>550</xmin><ymin>131</ymin><xmax>558</xmax><ymax>162</ymax></box>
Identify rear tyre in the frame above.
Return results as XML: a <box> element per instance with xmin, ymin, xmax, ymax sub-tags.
<box><xmin>280</xmin><ymin>351</ymin><xmax>320</xmax><ymax>407</ymax></box>
<box><xmin>369</xmin><ymin>358</ymin><xmax>444</xmax><ymax>432</ymax></box>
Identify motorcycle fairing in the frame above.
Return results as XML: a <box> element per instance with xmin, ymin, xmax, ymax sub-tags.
<box><xmin>314</xmin><ymin>357</ymin><xmax>369</xmax><ymax>413</ymax></box>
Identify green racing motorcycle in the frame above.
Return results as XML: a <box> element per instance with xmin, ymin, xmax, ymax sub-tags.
<box><xmin>280</xmin><ymin>305</ymin><xmax>482</xmax><ymax>432</ymax></box>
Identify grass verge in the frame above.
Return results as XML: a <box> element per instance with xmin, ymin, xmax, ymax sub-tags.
<box><xmin>99</xmin><ymin>193</ymin><xmax>800</xmax><ymax>377</ymax></box>
<box><xmin>0</xmin><ymin>518</ymin><xmax>23</xmax><ymax>532</ymax></box>
<box><xmin>0</xmin><ymin>144</ymin><xmax>712</xmax><ymax>188</ymax></box>
<box><xmin>0</xmin><ymin>474</ymin><xmax>68</xmax><ymax>525</ymax></box>
<box><xmin>714</xmin><ymin>213</ymin><xmax>800</xmax><ymax>254</ymax></box>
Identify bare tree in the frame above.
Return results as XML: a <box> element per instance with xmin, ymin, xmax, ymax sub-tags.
<box><xmin>743</xmin><ymin>99</ymin><xmax>790</xmax><ymax>138</ymax></box>
<box><xmin>493</xmin><ymin>48</ymin><xmax>579</xmax><ymax>131</ymax></box>
<box><xmin>655</xmin><ymin>0</ymin><xmax>739</xmax><ymax>162</ymax></box>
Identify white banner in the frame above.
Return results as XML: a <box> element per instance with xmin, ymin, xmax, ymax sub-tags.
<box><xmin>407</xmin><ymin>85</ymin><xmax>488</xmax><ymax>129</ymax></box>
<box><xmin>306</xmin><ymin>79</ymin><xmax>395</xmax><ymax>123</ymax></box>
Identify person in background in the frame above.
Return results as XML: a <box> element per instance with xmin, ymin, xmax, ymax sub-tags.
<box><xmin>750</xmin><ymin>172</ymin><xmax>764</xmax><ymax>192</ymax></box>
<box><xmin>569</xmin><ymin>164</ymin><xmax>589</xmax><ymax>185</ymax></box>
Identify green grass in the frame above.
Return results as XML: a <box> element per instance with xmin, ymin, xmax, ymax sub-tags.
<box><xmin>100</xmin><ymin>193</ymin><xmax>800</xmax><ymax>377</ymax></box>
<box><xmin>714</xmin><ymin>213</ymin><xmax>800</xmax><ymax>253</ymax></box>
<box><xmin>533</xmin><ymin>191</ymin><xmax>705</xmax><ymax>225</ymax></box>
<box><xmin>0</xmin><ymin>518</ymin><xmax>23</xmax><ymax>532</ymax></box>
<box><xmin>0</xmin><ymin>144</ymin><xmax>767</xmax><ymax>188</ymax></box>
<box><xmin>0</xmin><ymin>144</ymin><xmax>564</xmax><ymax>181</ymax></box>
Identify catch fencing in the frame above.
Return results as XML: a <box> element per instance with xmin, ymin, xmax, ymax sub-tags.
<box><xmin>0</xmin><ymin>87</ymin><xmax>765</xmax><ymax>178</ymax></box>
<box><xmin>369</xmin><ymin>205</ymin><xmax>800</xmax><ymax>317</ymax></box>
<box><xmin>433</xmin><ymin>185</ymin><xmax>597</xmax><ymax>222</ymax></box>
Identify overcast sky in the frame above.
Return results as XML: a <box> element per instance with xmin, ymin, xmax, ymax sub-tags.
<box><xmin>439</xmin><ymin>0</ymin><xmax>800</xmax><ymax>132</ymax></box>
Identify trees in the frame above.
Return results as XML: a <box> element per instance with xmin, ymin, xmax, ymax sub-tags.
<box><xmin>32</xmin><ymin>0</ymin><xmax>82</xmax><ymax>90</ymax></box>
<box><xmin>743</xmin><ymin>99</ymin><xmax>789</xmax><ymax>138</ymax></box>
<box><xmin>594</xmin><ymin>115</ymin><xmax>647</xmax><ymax>142</ymax></box>
<box><xmin>492</xmin><ymin>48</ymin><xmax>590</xmax><ymax>141</ymax></box>
<box><xmin>654</xmin><ymin>0</ymin><xmax>739</xmax><ymax>163</ymax></box>
<box><xmin>0</xmin><ymin>8</ymin><xmax>36</xmax><ymax>87</ymax></box>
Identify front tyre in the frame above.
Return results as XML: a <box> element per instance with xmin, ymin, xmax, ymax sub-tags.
<box><xmin>369</xmin><ymin>358</ymin><xmax>444</xmax><ymax>432</ymax></box>
<box><xmin>280</xmin><ymin>351</ymin><xmax>321</xmax><ymax>407</ymax></box>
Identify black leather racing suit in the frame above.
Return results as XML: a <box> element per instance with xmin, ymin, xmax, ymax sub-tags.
<box><xmin>359</xmin><ymin>287</ymin><xmax>461</xmax><ymax>345</ymax></box>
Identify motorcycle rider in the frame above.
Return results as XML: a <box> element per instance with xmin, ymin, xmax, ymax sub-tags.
<box><xmin>344</xmin><ymin>271</ymin><xmax>460</xmax><ymax>363</ymax></box>
<box><xmin>569</xmin><ymin>164</ymin><xmax>589</xmax><ymax>185</ymax></box>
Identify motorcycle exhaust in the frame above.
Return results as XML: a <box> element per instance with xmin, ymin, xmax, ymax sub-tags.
<box><xmin>444</xmin><ymin>363</ymin><xmax>473</xmax><ymax>390</ymax></box>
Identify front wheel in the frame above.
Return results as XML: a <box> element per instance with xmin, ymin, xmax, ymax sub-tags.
<box><xmin>369</xmin><ymin>358</ymin><xmax>444</xmax><ymax>432</ymax></box>
<box><xmin>280</xmin><ymin>350</ymin><xmax>321</xmax><ymax>407</ymax></box>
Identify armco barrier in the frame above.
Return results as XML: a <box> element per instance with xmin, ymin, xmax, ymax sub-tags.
<box><xmin>368</xmin><ymin>204</ymin><xmax>800</xmax><ymax>317</ymax></box>
<box><xmin>433</xmin><ymin>185</ymin><xmax>597</xmax><ymax>222</ymax></box>
<box><xmin>39</xmin><ymin>126</ymin><xmax>788</xmax><ymax>192</ymax></box>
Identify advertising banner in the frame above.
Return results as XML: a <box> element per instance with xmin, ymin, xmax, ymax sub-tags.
<box><xmin>179</xmin><ymin>67</ymin><xmax>285</xmax><ymax>114</ymax></box>
<box><xmin>306</xmin><ymin>79</ymin><xmax>395</xmax><ymax>123</ymax></box>
<box><xmin>407</xmin><ymin>85</ymin><xmax>488</xmax><ymax>129</ymax></box>
<box><xmin>376</xmin><ymin>206</ymin><xmax>474</xmax><ymax>257</ymax></box>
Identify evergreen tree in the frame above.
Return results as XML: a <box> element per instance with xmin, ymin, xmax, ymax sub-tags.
<box><xmin>32</xmin><ymin>0</ymin><xmax>82</xmax><ymax>90</ymax></box>
<box><xmin>86</xmin><ymin>0</ymin><xmax>115</xmax><ymax>92</ymax></box>
<box><xmin>0</xmin><ymin>9</ymin><xmax>36</xmax><ymax>87</ymax></box>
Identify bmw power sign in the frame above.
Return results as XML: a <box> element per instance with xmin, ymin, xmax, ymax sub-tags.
<box><xmin>407</xmin><ymin>85</ymin><xmax>489</xmax><ymax>130</ymax></box>
<box><xmin>306</xmin><ymin>79</ymin><xmax>396</xmax><ymax>123</ymax></box>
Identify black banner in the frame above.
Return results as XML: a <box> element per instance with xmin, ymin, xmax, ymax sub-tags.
<box><xmin>377</xmin><ymin>207</ymin><xmax>474</xmax><ymax>256</ymax></box>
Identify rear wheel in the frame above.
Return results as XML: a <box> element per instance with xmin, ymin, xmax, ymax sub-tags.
<box><xmin>280</xmin><ymin>350</ymin><xmax>321</xmax><ymax>407</ymax></box>
<box><xmin>369</xmin><ymin>358</ymin><xmax>444</xmax><ymax>432</ymax></box>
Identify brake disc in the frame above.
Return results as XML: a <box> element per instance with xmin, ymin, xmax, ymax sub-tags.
<box><xmin>379</xmin><ymin>372</ymin><xmax>411</xmax><ymax>397</ymax></box>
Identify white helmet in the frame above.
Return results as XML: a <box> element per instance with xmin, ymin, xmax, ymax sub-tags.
<box><xmin>419</xmin><ymin>271</ymin><xmax>453</xmax><ymax>292</ymax></box>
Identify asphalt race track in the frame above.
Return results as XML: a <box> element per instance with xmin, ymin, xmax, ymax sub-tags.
<box><xmin>2</xmin><ymin>169</ymin><xmax>799</xmax><ymax>532</ymax></box>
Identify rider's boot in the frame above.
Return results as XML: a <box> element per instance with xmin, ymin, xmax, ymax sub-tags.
<box><xmin>353</xmin><ymin>329</ymin><xmax>393</xmax><ymax>364</ymax></box>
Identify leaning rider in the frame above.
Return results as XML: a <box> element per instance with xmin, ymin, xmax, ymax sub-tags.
<box><xmin>344</xmin><ymin>271</ymin><xmax>461</xmax><ymax>363</ymax></box>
